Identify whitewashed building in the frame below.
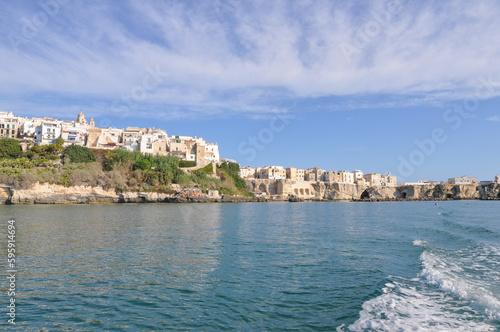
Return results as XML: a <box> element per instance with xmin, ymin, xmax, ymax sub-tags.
<box><xmin>34</xmin><ymin>119</ymin><xmax>62</xmax><ymax>145</ymax></box>
<box><xmin>239</xmin><ymin>166</ymin><xmax>255</xmax><ymax>178</ymax></box>
<box><xmin>448</xmin><ymin>176</ymin><xmax>478</xmax><ymax>185</ymax></box>
<box><xmin>339</xmin><ymin>170</ymin><xmax>354</xmax><ymax>184</ymax></box>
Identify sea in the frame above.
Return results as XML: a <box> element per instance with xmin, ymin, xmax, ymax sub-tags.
<box><xmin>1</xmin><ymin>201</ymin><xmax>499</xmax><ymax>331</ymax></box>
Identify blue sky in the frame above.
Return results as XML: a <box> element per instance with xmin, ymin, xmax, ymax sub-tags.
<box><xmin>1</xmin><ymin>0</ymin><xmax>500</xmax><ymax>182</ymax></box>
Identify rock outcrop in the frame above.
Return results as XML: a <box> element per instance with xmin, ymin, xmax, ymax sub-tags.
<box><xmin>0</xmin><ymin>182</ymin><xmax>267</xmax><ymax>204</ymax></box>
<box><xmin>245</xmin><ymin>179</ymin><xmax>500</xmax><ymax>201</ymax></box>
<box><xmin>8</xmin><ymin>182</ymin><xmax>121</xmax><ymax>204</ymax></box>
<box><xmin>0</xmin><ymin>186</ymin><xmax>12</xmax><ymax>204</ymax></box>
<box><xmin>0</xmin><ymin>181</ymin><xmax>498</xmax><ymax>204</ymax></box>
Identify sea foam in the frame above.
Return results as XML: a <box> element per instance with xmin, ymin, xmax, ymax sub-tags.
<box><xmin>347</xmin><ymin>280</ymin><xmax>496</xmax><ymax>332</ymax></box>
<box><xmin>419</xmin><ymin>245</ymin><xmax>500</xmax><ymax>320</ymax></box>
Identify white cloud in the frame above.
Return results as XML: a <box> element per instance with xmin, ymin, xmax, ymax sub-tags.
<box><xmin>486</xmin><ymin>116</ymin><xmax>500</xmax><ymax>122</ymax></box>
<box><xmin>1</xmin><ymin>0</ymin><xmax>500</xmax><ymax>118</ymax></box>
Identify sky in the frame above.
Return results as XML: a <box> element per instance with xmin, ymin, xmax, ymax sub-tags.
<box><xmin>1</xmin><ymin>0</ymin><xmax>499</xmax><ymax>182</ymax></box>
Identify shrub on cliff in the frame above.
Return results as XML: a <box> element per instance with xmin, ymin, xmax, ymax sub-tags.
<box><xmin>18</xmin><ymin>172</ymin><xmax>38</xmax><ymax>189</ymax></box>
<box><xmin>0</xmin><ymin>138</ymin><xmax>22</xmax><ymax>159</ymax></box>
<box><xmin>63</xmin><ymin>145</ymin><xmax>96</xmax><ymax>163</ymax></box>
<box><xmin>133</xmin><ymin>159</ymin><xmax>151</xmax><ymax>170</ymax></box>
<box><xmin>217</xmin><ymin>162</ymin><xmax>251</xmax><ymax>195</ymax></box>
<box><xmin>179</xmin><ymin>160</ymin><xmax>196</xmax><ymax>168</ymax></box>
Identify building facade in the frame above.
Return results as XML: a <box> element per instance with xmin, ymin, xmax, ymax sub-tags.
<box><xmin>0</xmin><ymin>112</ymin><xmax>19</xmax><ymax>139</ymax></box>
<box><xmin>448</xmin><ymin>176</ymin><xmax>478</xmax><ymax>185</ymax></box>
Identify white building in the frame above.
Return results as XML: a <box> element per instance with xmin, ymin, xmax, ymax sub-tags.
<box><xmin>21</xmin><ymin>117</ymin><xmax>44</xmax><ymax>137</ymax></box>
<box><xmin>239</xmin><ymin>166</ymin><xmax>255</xmax><ymax>178</ymax></box>
<box><xmin>87</xmin><ymin>127</ymin><xmax>123</xmax><ymax>150</ymax></box>
<box><xmin>495</xmin><ymin>175</ymin><xmax>500</xmax><ymax>184</ymax></box>
<box><xmin>203</xmin><ymin>142</ymin><xmax>220</xmax><ymax>163</ymax></box>
<box><xmin>34</xmin><ymin>119</ymin><xmax>62</xmax><ymax>145</ymax></box>
<box><xmin>448</xmin><ymin>176</ymin><xmax>478</xmax><ymax>185</ymax></box>
<box><xmin>353</xmin><ymin>170</ymin><xmax>363</xmax><ymax>180</ymax></box>
<box><xmin>339</xmin><ymin>170</ymin><xmax>354</xmax><ymax>184</ymax></box>
<box><xmin>123</xmin><ymin>127</ymin><xmax>146</xmax><ymax>151</ymax></box>
<box><xmin>0</xmin><ymin>112</ymin><xmax>20</xmax><ymax>139</ymax></box>
<box><xmin>364</xmin><ymin>173</ymin><xmax>382</xmax><ymax>186</ymax></box>
<box><xmin>61</xmin><ymin>122</ymin><xmax>88</xmax><ymax>146</ymax></box>
<box><xmin>381</xmin><ymin>172</ymin><xmax>397</xmax><ymax>187</ymax></box>
<box><xmin>257</xmin><ymin>166</ymin><xmax>286</xmax><ymax>180</ymax></box>
<box><xmin>321</xmin><ymin>171</ymin><xmax>339</xmax><ymax>183</ymax></box>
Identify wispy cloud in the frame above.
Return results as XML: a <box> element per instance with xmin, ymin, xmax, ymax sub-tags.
<box><xmin>486</xmin><ymin>115</ymin><xmax>500</xmax><ymax>122</ymax></box>
<box><xmin>1</xmin><ymin>0</ymin><xmax>500</xmax><ymax>120</ymax></box>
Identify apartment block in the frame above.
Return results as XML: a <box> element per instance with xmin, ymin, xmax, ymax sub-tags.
<box><xmin>239</xmin><ymin>166</ymin><xmax>255</xmax><ymax>179</ymax></box>
<box><xmin>258</xmin><ymin>166</ymin><xmax>286</xmax><ymax>180</ymax></box>
<box><xmin>448</xmin><ymin>176</ymin><xmax>478</xmax><ymax>185</ymax></box>
<box><xmin>0</xmin><ymin>112</ymin><xmax>19</xmax><ymax>139</ymax></box>
<box><xmin>286</xmin><ymin>167</ymin><xmax>305</xmax><ymax>181</ymax></box>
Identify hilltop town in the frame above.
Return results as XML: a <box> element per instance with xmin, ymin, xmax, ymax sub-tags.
<box><xmin>1</xmin><ymin>110</ymin><xmax>499</xmax><ymax>202</ymax></box>
<box><xmin>0</xmin><ymin>110</ymin><xmax>220</xmax><ymax>168</ymax></box>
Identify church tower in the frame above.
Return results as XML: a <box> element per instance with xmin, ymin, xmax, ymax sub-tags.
<box><xmin>76</xmin><ymin>110</ymin><xmax>88</xmax><ymax>125</ymax></box>
<box><xmin>89</xmin><ymin>118</ymin><xmax>95</xmax><ymax>128</ymax></box>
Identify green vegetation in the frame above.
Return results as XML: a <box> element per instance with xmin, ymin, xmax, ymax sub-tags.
<box><xmin>62</xmin><ymin>145</ymin><xmax>96</xmax><ymax>163</ymax></box>
<box><xmin>179</xmin><ymin>160</ymin><xmax>196</xmax><ymax>168</ymax></box>
<box><xmin>216</xmin><ymin>162</ymin><xmax>254</xmax><ymax>197</ymax></box>
<box><xmin>0</xmin><ymin>139</ymin><xmax>252</xmax><ymax>196</ymax></box>
<box><xmin>0</xmin><ymin>138</ymin><xmax>22</xmax><ymax>159</ymax></box>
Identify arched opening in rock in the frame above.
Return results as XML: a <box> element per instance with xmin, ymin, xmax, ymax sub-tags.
<box><xmin>401</xmin><ymin>192</ymin><xmax>407</xmax><ymax>199</ymax></box>
<box><xmin>259</xmin><ymin>184</ymin><xmax>267</xmax><ymax>193</ymax></box>
<box><xmin>360</xmin><ymin>190</ymin><xmax>370</xmax><ymax>199</ymax></box>
<box><xmin>446</xmin><ymin>194</ymin><xmax>453</xmax><ymax>199</ymax></box>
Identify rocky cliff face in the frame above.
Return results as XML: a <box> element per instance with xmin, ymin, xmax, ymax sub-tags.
<box><xmin>314</xmin><ymin>182</ymin><xmax>361</xmax><ymax>200</ymax></box>
<box><xmin>2</xmin><ymin>182</ymin><xmax>174</xmax><ymax>204</ymax></box>
<box><xmin>1</xmin><ymin>181</ymin><xmax>498</xmax><ymax>204</ymax></box>
<box><xmin>0</xmin><ymin>186</ymin><xmax>11</xmax><ymax>204</ymax></box>
<box><xmin>246</xmin><ymin>179</ymin><xmax>499</xmax><ymax>201</ymax></box>
<box><xmin>477</xmin><ymin>183</ymin><xmax>500</xmax><ymax>200</ymax></box>
<box><xmin>356</xmin><ymin>184</ymin><xmax>488</xmax><ymax>201</ymax></box>
<box><xmin>0</xmin><ymin>182</ymin><xmax>267</xmax><ymax>204</ymax></box>
<box><xmin>7</xmin><ymin>182</ymin><xmax>120</xmax><ymax>204</ymax></box>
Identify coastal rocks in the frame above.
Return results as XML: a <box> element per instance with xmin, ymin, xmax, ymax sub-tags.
<box><xmin>8</xmin><ymin>182</ymin><xmax>120</xmax><ymax>204</ymax></box>
<box><xmin>119</xmin><ymin>191</ymin><xmax>170</xmax><ymax>203</ymax></box>
<box><xmin>0</xmin><ymin>186</ymin><xmax>11</xmax><ymax>204</ymax></box>
<box><xmin>358</xmin><ymin>186</ymin><xmax>399</xmax><ymax>201</ymax></box>
<box><xmin>321</xmin><ymin>183</ymin><xmax>360</xmax><ymax>200</ymax></box>
<box><xmin>221</xmin><ymin>195</ymin><xmax>265</xmax><ymax>202</ymax></box>
<box><xmin>477</xmin><ymin>183</ymin><xmax>500</xmax><ymax>200</ymax></box>
<box><xmin>289</xmin><ymin>195</ymin><xmax>305</xmax><ymax>202</ymax></box>
<box><xmin>0</xmin><ymin>181</ymin><xmax>498</xmax><ymax>204</ymax></box>
<box><xmin>451</xmin><ymin>184</ymin><xmax>480</xmax><ymax>200</ymax></box>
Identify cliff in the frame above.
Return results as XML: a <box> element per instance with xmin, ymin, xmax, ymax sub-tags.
<box><xmin>246</xmin><ymin>179</ymin><xmax>500</xmax><ymax>201</ymax></box>
<box><xmin>0</xmin><ymin>182</ymin><xmax>498</xmax><ymax>205</ymax></box>
<box><xmin>0</xmin><ymin>182</ymin><xmax>267</xmax><ymax>204</ymax></box>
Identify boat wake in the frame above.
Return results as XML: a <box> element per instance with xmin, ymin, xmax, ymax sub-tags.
<box><xmin>344</xmin><ymin>240</ymin><xmax>500</xmax><ymax>331</ymax></box>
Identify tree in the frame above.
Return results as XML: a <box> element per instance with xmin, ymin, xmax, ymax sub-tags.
<box><xmin>133</xmin><ymin>159</ymin><xmax>151</xmax><ymax>170</ymax></box>
<box><xmin>62</xmin><ymin>145</ymin><xmax>96</xmax><ymax>163</ymax></box>
<box><xmin>55</xmin><ymin>137</ymin><xmax>64</xmax><ymax>149</ymax></box>
<box><xmin>0</xmin><ymin>138</ymin><xmax>21</xmax><ymax>159</ymax></box>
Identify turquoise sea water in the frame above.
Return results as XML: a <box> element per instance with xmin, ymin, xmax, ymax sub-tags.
<box><xmin>1</xmin><ymin>201</ymin><xmax>499</xmax><ymax>331</ymax></box>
